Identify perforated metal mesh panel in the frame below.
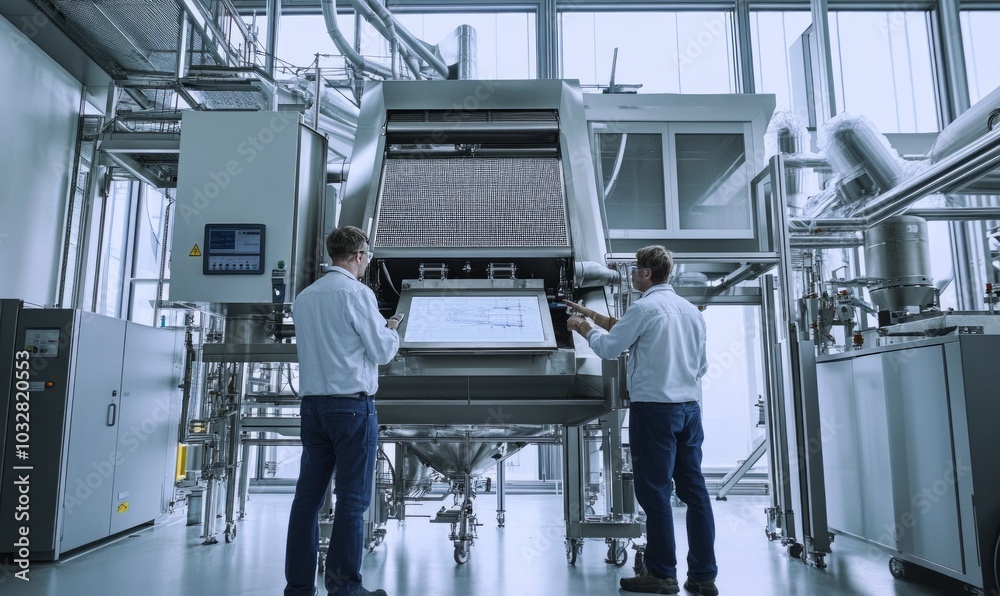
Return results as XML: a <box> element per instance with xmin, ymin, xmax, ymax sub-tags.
<box><xmin>375</xmin><ymin>157</ymin><xmax>569</xmax><ymax>249</ymax></box>
<box><xmin>51</xmin><ymin>0</ymin><xmax>186</xmax><ymax>73</ymax></box>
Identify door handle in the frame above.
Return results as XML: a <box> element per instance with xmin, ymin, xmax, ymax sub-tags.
<box><xmin>107</xmin><ymin>403</ymin><xmax>117</xmax><ymax>426</ymax></box>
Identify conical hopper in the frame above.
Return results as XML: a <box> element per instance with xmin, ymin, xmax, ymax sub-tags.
<box><xmin>383</xmin><ymin>425</ymin><xmax>554</xmax><ymax>480</ymax></box>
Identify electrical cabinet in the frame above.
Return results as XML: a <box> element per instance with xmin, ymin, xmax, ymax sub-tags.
<box><xmin>0</xmin><ymin>302</ymin><xmax>182</xmax><ymax>560</ymax></box>
<box><xmin>817</xmin><ymin>335</ymin><xmax>1000</xmax><ymax>593</ymax></box>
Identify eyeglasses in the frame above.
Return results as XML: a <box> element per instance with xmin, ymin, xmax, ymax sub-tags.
<box><xmin>630</xmin><ymin>263</ymin><xmax>650</xmax><ymax>273</ymax></box>
<box><xmin>357</xmin><ymin>250</ymin><xmax>373</xmax><ymax>260</ymax></box>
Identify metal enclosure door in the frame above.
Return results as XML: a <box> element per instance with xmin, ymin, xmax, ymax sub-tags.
<box><xmin>883</xmin><ymin>345</ymin><xmax>964</xmax><ymax>572</ymax></box>
<box><xmin>110</xmin><ymin>323</ymin><xmax>178</xmax><ymax>533</ymax></box>
<box><xmin>60</xmin><ymin>313</ymin><xmax>125</xmax><ymax>553</ymax></box>
<box><xmin>851</xmin><ymin>353</ymin><xmax>894</xmax><ymax>545</ymax></box>
<box><xmin>816</xmin><ymin>359</ymin><xmax>863</xmax><ymax>537</ymax></box>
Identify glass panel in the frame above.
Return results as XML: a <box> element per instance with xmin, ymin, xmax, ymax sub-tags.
<box><xmin>391</xmin><ymin>13</ymin><xmax>536</xmax><ymax>79</ymax></box>
<box><xmin>559</xmin><ymin>11</ymin><xmax>735</xmax><ymax>93</ymax></box>
<box><xmin>701</xmin><ymin>306</ymin><xmax>767</xmax><ymax>469</ymax></box>
<box><xmin>275</xmin><ymin>13</ymin><xmax>535</xmax><ymax>79</ymax></box>
<box><xmin>750</xmin><ymin>11</ymin><xmax>814</xmax><ymax>116</ymax></box>
<box><xmin>97</xmin><ymin>181</ymin><xmax>133</xmax><ymax>318</ymax></box>
<box><xmin>277</xmin><ymin>14</ymin><xmax>360</xmax><ymax>69</ymax></box>
<box><xmin>129</xmin><ymin>186</ymin><xmax>169</xmax><ymax>325</ymax></box>
<box><xmin>675</xmin><ymin>133</ymin><xmax>749</xmax><ymax>231</ymax></box>
<box><xmin>829</xmin><ymin>12</ymin><xmax>938</xmax><ymax>133</ymax></box>
<box><xmin>960</xmin><ymin>11</ymin><xmax>1000</xmax><ymax>105</ymax></box>
<box><xmin>597</xmin><ymin>133</ymin><xmax>666</xmax><ymax>230</ymax></box>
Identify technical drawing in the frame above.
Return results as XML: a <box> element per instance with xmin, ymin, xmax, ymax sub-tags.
<box><xmin>404</xmin><ymin>296</ymin><xmax>546</xmax><ymax>343</ymax></box>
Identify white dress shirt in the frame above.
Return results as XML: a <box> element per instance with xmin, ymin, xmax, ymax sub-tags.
<box><xmin>293</xmin><ymin>266</ymin><xmax>399</xmax><ymax>396</ymax></box>
<box><xmin>585</xmin><ymin>283</ymin><xmax>708</xmax><ymax>403</ymax></box>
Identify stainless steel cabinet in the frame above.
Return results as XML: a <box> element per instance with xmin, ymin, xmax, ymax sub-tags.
<box><xmin>817</xmin><ymin>335</ymin><xmax>1000</xmax><ymax>593</ymax></box>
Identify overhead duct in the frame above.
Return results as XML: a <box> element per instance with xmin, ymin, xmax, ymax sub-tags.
<box><xmin>436</xmin><ymin>24</ymin><xmax>478</xmax><ymax>80</ymax></box>
<box><xmin>320</xmin><ymin>0</ymin><xmax>393</xmax><ymax>79</ymax></box>
<box><xmin>931</xmin><ymin>84</ymin><xmax>1000</xmax><ymax>163</ymax></box>
<box><xmin>818</xmin><ymin>112</ymin><xmax>904</xmax><ymax>213</ymax></box>
<box><xmin>929</xmin><ymin>84</ymin><xmax>1000</xmax><ymax>194</ymax></box>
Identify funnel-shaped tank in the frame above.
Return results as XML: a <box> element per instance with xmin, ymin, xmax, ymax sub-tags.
<box><xmin>383</xmin><ymin>425</ymin><xmax>553</xmax><ymax>479</ymax></box>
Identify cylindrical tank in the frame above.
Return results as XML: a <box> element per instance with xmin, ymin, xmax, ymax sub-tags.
<box><xmin>864</xmin><ymin>215</ymin><xmax>935</xmax><ymax>313</ymax></box>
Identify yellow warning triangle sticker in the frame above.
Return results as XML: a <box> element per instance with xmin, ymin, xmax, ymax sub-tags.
<box><xmin>189</xmin><ymin>244</ymin><xmax>202</xmax><ymax>257</ymax></box>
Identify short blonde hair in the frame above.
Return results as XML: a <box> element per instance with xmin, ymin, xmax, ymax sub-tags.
<box><xmin>636</xmin><ymin>245</ymin><xmax>673</xmax><ymax>283</ymax></box>
<box><xmin>326</xmin><ymin>226</ymin><xmax>368</xmax><ymax>260</ymax></box>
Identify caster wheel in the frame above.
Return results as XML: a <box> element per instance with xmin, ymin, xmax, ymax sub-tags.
<box><xmin>567</xmin><ymin>539</ymin><xmax>582</xmax><ymax>565</ymax></box>
<box><xmin>605</xmin><ymin>540</ymin><xmax>628</xmax><ymax>567</ymax></box>
<box><xmin>496</xmin><ymin>512</ymin><xmax>505</xmax><ymax>527</ymax></box>
<box><xmin>633</xmin><ymin>550</ymin><xmax>647</xmax><ymax>576</ymax></box>
<box><xmin>889</xmin><ymin>557</ymin><xmax>908</xmax><ymax>580</ymax></box>
<box><xmin>787</xmin><ymin>543</ymin><xmax>804</xmax><ymax>559</ymax></box>
<box><xmin>454</xmin><ymin>545</ymin><xmax>469</xmax><ymax>565</ymax></box>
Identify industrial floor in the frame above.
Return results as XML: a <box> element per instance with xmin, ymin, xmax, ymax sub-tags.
<box><xmin>3</xmin><ymin>492</ymin><xmax>963</xmax><ymax>596</ymax></box>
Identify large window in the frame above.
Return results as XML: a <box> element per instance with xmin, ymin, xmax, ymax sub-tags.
<box><xmin>960</xmin><ymin>10</ymin><xmax>1000</xmax><ymax>105</ymax></box>
<box><xmin>96</xmin><ymin>181</ymin><xmax>135</xmax><ymax>318</ymax></box>
<box><xmin>560</xmin><ymin>11</ymin><xmax>735</xmax><ymax>93</ymax></box>
<box><xmin>829</xmin><ymin>11</ymin><xmax>938</xmax><ymax>133</ymax></box>
<box><xmin>128</xmin><ymin>186</ymin><xmax>170</xmax><ymax>326</ymax></box>
<box><xmin>267</xmin><ymin>12</ymin><xmax>535</xmax><ymax>79</ymax></box>
<box><xmin>391</xmin><ymin>13</ymin><xmax>536</xmax><ymax>80</ymax></box>
<box><xmin>594</xmin><ymin>121</ymin><xmax>754</xmax><ymax>239</ymax></box>
<box><xmin>750</xmin><ymin>11</ymin><xmax>813</xmax><ymax>118</ymax></box>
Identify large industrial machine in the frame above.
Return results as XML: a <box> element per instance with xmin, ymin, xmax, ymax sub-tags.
<box><xmin>337</xmin><ymin>79</ymin><xmax>633</xmax><ymax>564</ymax></box>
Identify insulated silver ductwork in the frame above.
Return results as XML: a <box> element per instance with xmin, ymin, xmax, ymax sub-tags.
<box><xmin>864</xmin><ymin>215</ymin><xmax>935</xmax><ymax>313</ymax></box>
<box><xmin>819</xmin><ymin>113</ymin><xmax>904</xmax><ymax>208</ymax></box>
<box><xmin>321</xmin><ymin>0</ymin><xmax>393</xmax><ymax>79</ymax></box>
<box><xmin>322</xmin><ymin>0</ymin><xmax>453</xmax><ymax>79</ymax></box>
<box><xmin>436</xmin><ymin>24</ymin><xmax>478</xmax><ymax>80</ymax></box>
<box><xmin>930</xmin><ymin>85</ymin><xmax>1000</xmax><ymax>194</ymax></box>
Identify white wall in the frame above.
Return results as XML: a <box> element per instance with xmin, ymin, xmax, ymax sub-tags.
<box><xmin>0</xmin><ymin>15</ymin><xmax>82</xmax><ymax>306</ymax></box>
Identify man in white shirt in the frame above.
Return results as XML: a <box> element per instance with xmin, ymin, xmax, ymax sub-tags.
<box><xmin>568</xmin><ymin>245</ymin><xmax>718</xmax><ymax>596</ymax></box>
<box><xmin>285</xmin><ymin>226</ymin><xmax>403</xmax><ymax>596</ymax></box>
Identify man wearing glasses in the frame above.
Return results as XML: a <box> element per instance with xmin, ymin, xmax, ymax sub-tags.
<box><xmin>567</xmin><ymin>245</ymin><xmax>718</xmax><ymax>595</ymax></box>
<box><xmin>285</xmin><ymin>225</ymin><xmax>403</xmax><ymax>596</ymax></box>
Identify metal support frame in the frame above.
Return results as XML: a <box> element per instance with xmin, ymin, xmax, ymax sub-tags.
<box><xmin>265</xmin><ymin>0</ymin><xmax>281</xmax><ymax>78</ymax></box>
<box><xmin>715</xmin><ymin>434</ymin><xmax>767</xmax><ymax>500</ymax></box>
<box><xmin>761</xmin><ymin>155</ymin><xmax>831</xmax><ymax>566</ymax></box>
<box><xmin>761</xmin><ymin>274</ymin><xmax>796</xmax><ymax>542</ymax></box>
<box><xmin>809</xmin><ymin>0</ymin><xmax>838</xmax><ymax>123</ymax></box>
<box><xmin>733</xmin><ymin>0</ymin><xmax>755</xmax><ymax>94</ymax></box>
<box><xmin>496</xmin><ymin>455</ymin><xmax>507</xmax><ymax>527</ymax></box>
<box><xmin>562</xmin><ymin>418</ymin><xmax>642</xmax><ymax>553</ymax></box>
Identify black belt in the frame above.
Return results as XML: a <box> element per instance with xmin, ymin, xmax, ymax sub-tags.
<box><xmin>305</xmin><ymin>393</ymin><xmax>371</xmax><ymax>399</ymax></box>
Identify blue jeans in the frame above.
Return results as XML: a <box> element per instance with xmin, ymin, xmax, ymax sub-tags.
<box><xmin>285</xmin><ymin>395</ymin><xmax>378</xmax><ymax>596</ymax></box>
<box><xmin>631</xmin><ymin>401</ymin><xmax>717</xmax><ymax>582</ymax></box>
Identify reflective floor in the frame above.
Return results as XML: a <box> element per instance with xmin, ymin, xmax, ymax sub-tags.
<box><xmin>2</xmin><ymin>492</ymin><xmax>961</xmax><ymax>595</ymax></box>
